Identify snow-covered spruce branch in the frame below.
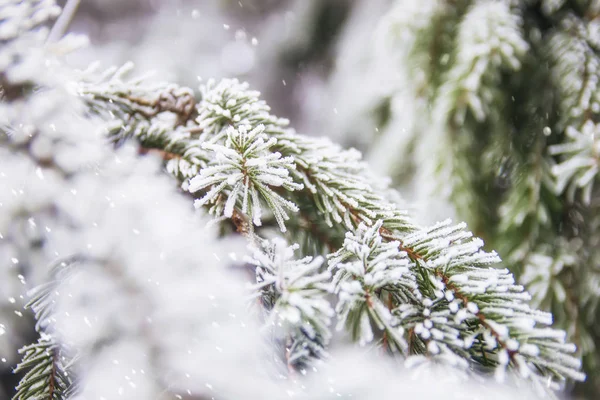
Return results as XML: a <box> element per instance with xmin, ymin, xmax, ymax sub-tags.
<box><xmin>247</xmin><ymin>238</ymin><xmax>333</xmax><ymax>370</ymax></box>
<box><xmin>11</xmin><ymin>258</ymin><xmax>80</xmax><ymax>400</ymax></box>
<box><xmin>12</xmin><ymin>336</ymin><xmax>73</xmax><ymax>400</ymax></box>
<box><xmin>80</xmin><ymin>75</ymin><xmax>585</xmax><ymax>392</ymax></box>
<box><xmin>189</xmin><ymin>124</ymin><xmax>303</xmax><ymax>232</ymax></box>
<box><xmin>366</xmin><ymin>1</ymin><xmax>600</xmax><ymax>394</ymax></box>
<box><xmin>549</xmin><ymin>120</ymin><xmax>600</xmax><ymax>204</ymax></box>
<box><xmin>546</xmin><ymin>12</ymin><xmax>600</xmax><ymax>205</ymax></box>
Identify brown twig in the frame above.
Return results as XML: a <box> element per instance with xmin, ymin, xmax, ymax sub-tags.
<box><xmin>231</xmin><ymin>208</ymin><xmax>251</xmax><ymax>235</ymax></box>
<box><xmin>49</xmin><ymin>349</ymin><xmax>57</xmax><ymax>399</ymax></box>
<box><xmin>379</xmin><ymin>226</ymin><xmax>423</xmax><ymax>261</ymax></box>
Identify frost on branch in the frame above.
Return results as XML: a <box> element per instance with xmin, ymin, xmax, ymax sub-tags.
<box><xmin>13</xmin><ymin>336</ymin><xmax>73</xmax><ymax>400</ymax></box>
<box><xmin>189</xmin><ymin>124</ymin><xmax>302</xmax><ymax>232</ymax></box>
<box><xmin>431</xmin><ymin>0</ymin><xmax>529</xmax><ymax>232</ymax></box>
<box><xmin>331</xmin><ymin>220</ymin><xmax>584</xmax><ymax>391</ymax></box>
<box><xmin>10</xmin><ymin>258</ymin><xmax>80</xmax><ymax>399</ymax></box>
<box><xmin>196</xmin><ymin>78</ymin><xmax>290</xmax><ymax>139</ymax></box>
<box><xmin>247</xmin><ymin>238</ymin><xmax>333</xmax><ymax>369</ymax></box>
<box><xmin>329</xmin><ymin>221</ymin><xmax>413</xmax><ymax>351</ymax></box>
<box><xmin>520</xmin><ymin>241</ymin><xmax>578</xmax><ymax>311</ymax></box>
<box><xmin>402</xmin><ymin>220</ymin><xmax>584</xmax><ymax>387</ymax></box>
<box><xmin>549</xmin><ymin>120</ymin><xmax>600</xmax><ymax>204</ymax></box>
<box><xmin>362</xmin><ymin>0</ymin><xmax>600</xmax><ymax>393</ymax></box>
<box><xmin>440</xmin><ymin>0</ymin><xmax>528</xmax><ymax>125</ymax></box>
<box><xmin>548</xmin><ymin>17</ymin><xmax>600</xmax><ymax>134</ymax></box>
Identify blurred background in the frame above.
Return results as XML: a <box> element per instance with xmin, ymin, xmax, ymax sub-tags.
<box><xmin>66</xmin><ymin>0</ymin><xmax>385</xmax><ymax>141</ymax></box>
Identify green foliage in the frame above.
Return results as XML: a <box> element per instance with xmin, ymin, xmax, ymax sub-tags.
<box><xmin>378</xmin><ymin>0</ymin><xmax>600</xmax><ymax>395</ymax></box>
<box><xmin>248</xmin><ymin>238</ymin><xmax>333</xmax><ymax>369</ymax></box>
<box><xmin>13</xmin><ymin>337</ymin><xmax>73</xmax><ymax>400</ymax></box>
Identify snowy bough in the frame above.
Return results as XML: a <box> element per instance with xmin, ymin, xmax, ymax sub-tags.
<box><xmin>351</xmin><ymin>0</ymin><xmax>600</xmax><ymax>396</ymax></box>
<box><xmin>0</xmin><ymin>1</ymin><xmax>585</xmax><ymax>399</ymax></box>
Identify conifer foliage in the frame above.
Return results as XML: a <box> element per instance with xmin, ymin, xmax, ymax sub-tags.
<box><xmin>365</xmin><ymin>0</ymin><xmax>600</xmax><ymax>396</ymax></box>
<box><xmin>13</xmin><ymin>336</ymin><xmax>73</xmax><ymax>400</ymax></box>
<box><xmin>0</xmin><ymin>1</ymin><xmax>590</xmax><ymax>399</ymax></box>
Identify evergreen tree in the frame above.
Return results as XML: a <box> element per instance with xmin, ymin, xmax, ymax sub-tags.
<box><xmin>353</xmin><ymin>0</ymin><xmax>600</xmax><ymax>396</ymax></box>
<box><xmin>0</xmin><ymin>0</ymin><xmax>589</xmax><ymax>399</ymax></box>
